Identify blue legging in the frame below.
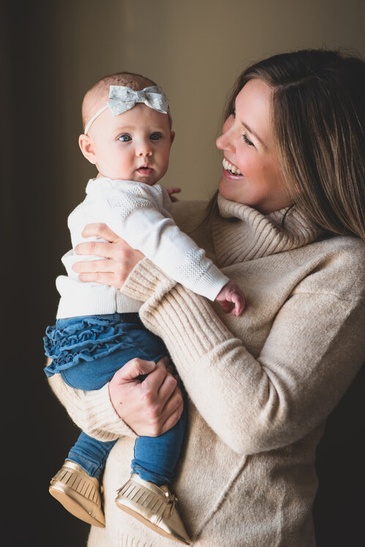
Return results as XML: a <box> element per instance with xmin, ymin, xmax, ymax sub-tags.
<box><xmin>44</xmin><ymin>313</ymin><xmax>187</xmax><ymax>485</ymax></box>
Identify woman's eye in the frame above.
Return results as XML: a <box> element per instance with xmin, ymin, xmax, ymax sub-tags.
<box><xmin>243</xmin><ymin>133</ymin><xmax>254</xmax><ymax>146</ymax></box>
<box><xmin>118</xmin><ymin>134</ymin><xmax>132</xmax><ymax>142</ymax></box>
<box><xmin>150</xmin><ymin>132</ymin><xmax>163</xmax><ymax>141</ymax></box>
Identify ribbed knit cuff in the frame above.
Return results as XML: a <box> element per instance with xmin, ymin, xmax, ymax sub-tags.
<box><xmin>122</xmin><ymin>257</ymin><xmax>176</xmax><ymax>302</ymax></box>
<box><xmin>122</xmin><ymin>258</ymin><xmax>230</xmax><ymax>365</ymax></box>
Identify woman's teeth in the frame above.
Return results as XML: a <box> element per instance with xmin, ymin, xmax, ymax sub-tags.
<box><xmin>223</xmin><ymin>158</ymin><xmax>242</xmax><ymax>175</ymax></box>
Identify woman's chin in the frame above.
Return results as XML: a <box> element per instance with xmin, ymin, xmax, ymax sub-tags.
<box><xmin>218</xmin><ymin>178</ymin><xmax>241</xmax><ymax>203</ymax></box>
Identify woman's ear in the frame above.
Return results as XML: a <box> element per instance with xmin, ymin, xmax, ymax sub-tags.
<box><xmin>170</xmin><ymin>130</ymin><xmax>175</xmax><ymax>145</ymax></box>
<box><xmin>78</xmin><ymin>134</ymin><xmax>97</xmax><ymax>164</ymax></box>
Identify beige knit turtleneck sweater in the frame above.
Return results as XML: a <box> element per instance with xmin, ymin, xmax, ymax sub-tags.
<box><xmin>48</xmin><ymin>195</ymin><xmax>365</xmax><ymax>546</ymax></box>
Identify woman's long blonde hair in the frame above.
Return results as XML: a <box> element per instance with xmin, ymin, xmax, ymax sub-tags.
<box><xmin>210</xmin><ymin>48</ymin><xmax>365</xmax><ymax>242</ymax></box>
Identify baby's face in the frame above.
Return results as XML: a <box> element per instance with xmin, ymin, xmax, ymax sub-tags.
<box><xmin>88</xmin><ymin>103</ymin><xmax>174</xmax><ymax>184</ymax></box>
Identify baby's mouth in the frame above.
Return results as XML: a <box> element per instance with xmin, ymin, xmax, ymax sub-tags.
<box><xmin>137</xmin><ymin>165</ymin><xmax>152</xmax><ymax>173</ymax></box>
<box><xmin>223</xmin><ymin>158</ymin><xmax>242</xmax><ymax>176</ymax></box>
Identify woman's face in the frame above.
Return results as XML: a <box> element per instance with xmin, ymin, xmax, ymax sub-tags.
<box><xmin>216</xmin><ymin>78</ymin><xmax>292</xmax><ymax>214</ymax></box>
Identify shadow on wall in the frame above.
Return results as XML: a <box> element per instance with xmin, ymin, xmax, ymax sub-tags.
<box><xmin>314</xmin><ymin>364</ymin><xmax>365</xmax><ymax>547</ymax></box>
<box><xmin>2</xmin><ymin>2</ymin><xmax>89</xmax><ymax>546</ymax></box>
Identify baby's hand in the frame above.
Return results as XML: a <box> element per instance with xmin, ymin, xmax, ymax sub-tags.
<box><xmin>166</xmin><ymin>187</ymin><xmax>182</xmax><ymax>202</ymax></box>
<box><xmin>215</xmin><ymin>280</ymin><xmax>246</xmax><ymax>316</ymax></box>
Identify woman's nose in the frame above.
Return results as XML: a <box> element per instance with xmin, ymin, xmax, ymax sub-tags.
<box><xmin>216</xmin><ymin>118</ymin><xmax>234</xmax><ymax>151</ymax></box>
<box><xmin>216</xmin><ymin>132</ymin><xmax>225</xmax><ymax>150</ymax></box>
<box><xmin>216</xmin><ymin>130</ymin><xmax>232</xmax><ymax>152</ymax></box>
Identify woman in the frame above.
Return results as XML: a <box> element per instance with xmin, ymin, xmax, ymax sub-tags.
<box><xmin>48</xmin><ymin>48</ymin><xmax>365</xmax><ymax>546</ymax></box>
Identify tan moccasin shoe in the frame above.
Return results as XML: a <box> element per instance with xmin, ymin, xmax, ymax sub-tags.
<box><xmin>49</xmin><ymin>460</ymin><xmax>105</xmax><ymax>527</ymax></box>
<box><xmin>115</xmin><ymin>474</ymin><xmax>191</xmax><ymax>544</ymax></box>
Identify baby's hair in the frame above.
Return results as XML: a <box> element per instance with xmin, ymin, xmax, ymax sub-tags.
<box><xmin>81</xmin><ymin>71</ymin><xmax>159</xmax><ymax>131</ymax></box>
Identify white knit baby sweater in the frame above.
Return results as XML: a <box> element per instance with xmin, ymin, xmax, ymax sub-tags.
<box><xmin>56</xmin><ymin>177</ymin><xmax>228</xmax><ymax>318</ymax></box>
<box><xmin>48</xmin><ymin>195</ymin><xmax>365</xmax><ymax>546</ymax></box>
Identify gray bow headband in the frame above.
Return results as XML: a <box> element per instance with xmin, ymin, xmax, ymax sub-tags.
<box><xmin>84</xmin><ymin>85</ymin><xmax>169</xmax><ymax>134</ymax></box>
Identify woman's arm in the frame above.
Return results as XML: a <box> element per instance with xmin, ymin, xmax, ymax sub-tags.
<box><xmin>121</xmin><ymin>259</ymin><xmax>365</xmax><ymax>454</ymax></box>
<box><xmin>72</xmin><ymin>224</ymin><xmax>365</xmax><ymax>455</ymax></box>
<box><xmin>47</xmin><ymin>355</ymin><xmax>184</xmax><ymax>440</ymax></box>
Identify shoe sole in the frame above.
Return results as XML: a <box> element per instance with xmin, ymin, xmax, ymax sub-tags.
<box><xmin>115</xmin><ymin>500</ymin><xmax>190</xmax><ymax>545</ymax></box>
<box><xmin>50</xmin><ymin>482</ymin><xmax>105</xmax><ymax>528</ymax></box>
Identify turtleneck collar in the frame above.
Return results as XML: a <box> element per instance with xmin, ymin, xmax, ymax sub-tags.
<box><xmin>213</xmin><ymin>194</ymin><xmax>322</xmax><ymax>267</ymax></box>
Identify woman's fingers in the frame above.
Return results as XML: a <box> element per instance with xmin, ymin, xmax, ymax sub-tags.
<box><xmin>73</xmin><ymin>258</ymin><xmax>112</xmax><ymax>273</ymax></box>
<box><xmin>141</xmin><ymin>357</ymin><xmax>174</xmax><ymax>393</ymax></box>
<box><xmin>74</xmin><ymin>240</ymin><xmax>129</xmax><ymax>260</ymax></box>
<box><xmin>119</xmin><ymin>357</ymin><xmax>157</xmax><ymax>381</ymax></box>
<box><xmin>143</xmin><ymin>358</ymin><xmax>184</xmax><ymax>432</ymax></box>
<box><xmin>81</xmin><ymin>223</ymin><xmax>120</xmax><ymax>242</ymax></box>
<box><xmin>72</xmin><ymin>259</ymin><xmax>126</xmax><ymax>287</ymax></box>
<box><xmin>160</xmin><ymin>400</ymin><xmax>184</xmax><ymax>432</ymax></box>
<box><xmin>108</xmin><ymin>357</ymin><xmax>184</xmax><ymax>436</ymax></box>
<box><xmin>72</xmin><ymin>223</ymin><xmax>144</xmax><ymax>288</ymax></box>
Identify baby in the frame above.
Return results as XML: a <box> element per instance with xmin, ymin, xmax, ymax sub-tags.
<box><xmin>44</xmin><ymin>70</ymin><xmax>245</xmax><ymax>544</ymax></box>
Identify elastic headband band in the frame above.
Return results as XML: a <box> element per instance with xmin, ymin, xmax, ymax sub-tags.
<box><xmin>84</xmin><ymin>85</ymin><xmax>169</xmax><ymax>134</ymax></box>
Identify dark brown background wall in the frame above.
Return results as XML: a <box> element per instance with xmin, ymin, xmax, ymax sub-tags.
<box><xmin>2</xmin><ymin>2</ymin><xmax>90</xmax><ymax>546</ymax></box>
<box><xmin>2</xmin><ymin>1</ymin><xmax>365</xmax><ymax>545</ymax></box>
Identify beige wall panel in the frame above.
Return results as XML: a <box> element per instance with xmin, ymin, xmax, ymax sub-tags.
<box><xmin>52</xmin><ymin>0</ymin><xmax>365</xmax><ymax>208</ymax></box>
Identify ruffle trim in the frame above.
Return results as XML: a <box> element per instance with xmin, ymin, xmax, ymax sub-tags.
<box><xmin>44</xmin><ymin>316</ymin><xmax>133</xmax><ymax>376</ymax></box>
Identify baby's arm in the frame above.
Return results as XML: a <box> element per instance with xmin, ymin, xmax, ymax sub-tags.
<box><xmin>215</xmin><ymin>279</ymin><xmax>246</xmax><ymax>316</ymax></box>
<box><xmin>73</xmin><ymin>183</ymin><xmax>240</xmax><ymax>304</ymax></box>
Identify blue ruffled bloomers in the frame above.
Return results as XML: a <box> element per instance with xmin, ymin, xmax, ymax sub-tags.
<box><xmin>43</xmin><ymin>313</ymin><xmax>167</xmax><ymax>389</ymax></box>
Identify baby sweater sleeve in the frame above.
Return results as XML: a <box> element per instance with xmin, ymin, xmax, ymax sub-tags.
<box><xmin>100</xmin><ymin>185</ymin><xmax>229</xmax><ymax>301</ymax></box>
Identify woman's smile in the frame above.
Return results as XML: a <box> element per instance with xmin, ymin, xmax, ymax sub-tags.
<box><xmin>222</xmin><ymin>157</ymin><xmax>243</xmax><ymax>176</ymax></box>
<box><xmin>216</xmin><ymin>78</ymin><xmax>292</xmax><ymax>214</ymax></box>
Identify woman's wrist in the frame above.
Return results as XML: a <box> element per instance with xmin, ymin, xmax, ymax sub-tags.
<box><xmin>122</xmin><ymin>258</ymin><xmax>230</xmax><ymax>367</ymax></box>
<box><xmin>121</xmin><ymin>257</ymin><xmax>176</xmax><ymax>302</ymax></box>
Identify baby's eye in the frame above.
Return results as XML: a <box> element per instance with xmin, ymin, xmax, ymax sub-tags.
<box><xmin>243</xmin><ymin>133</ymin><xmax>254</xmax><ymax>146</ymax></box>
<box><xmin>118</xmin><ymin>134</ymin><xmax>132</xmax><ymax>142</ymax></box>
<box><xmin>150</xmin><ymin>132</ymin><xmax>163</xmax><ymax>141</ymax></box>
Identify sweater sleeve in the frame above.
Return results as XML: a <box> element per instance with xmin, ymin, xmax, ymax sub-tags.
<box><xmin>47</xmin><ymin>365</ymin><xmax>137</xmax><ymax>442</ymax></box>
<box><xmin>105</xmin><ymin>199</ymin><xmax>229</xmax><ymax>301</ymax></box>
<box><xmin>121</xmin><ymin>257</ymin><xmax>365</xmax><ymax>455</ymax></box>
<box><xmin>99</xmin><ymin>187</ymin><xmax>229</xmax><ymax>300</ymax></box>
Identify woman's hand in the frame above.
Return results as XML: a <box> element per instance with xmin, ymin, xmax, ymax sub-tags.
<box><xmin>108</xmin><ymin>356</ymin><xmax>184</xmax><ymax>436</ymax></box>
<box><xmin>72</xmin><ymin>223</ymin><xmax>143</xmax><ymax>288</ymax></box>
